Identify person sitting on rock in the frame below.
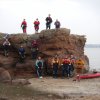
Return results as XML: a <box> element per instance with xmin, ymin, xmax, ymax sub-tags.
<box><xmin>3</xmin><ymin>39</ymin><xmax>11</xmax><ymax>56</ymax></box>
<box><xmin>45</xmin><ymin>14</ymin><xmax>52</xmax><ymax>29</ymax></box>
<box><xmin>35</xmin><ymin>56</ymin><xmax>43</xmax><ymax>78</ymax></box>
<box><xmin>34</xmin><ymin>18</ymin><xmax>40</xmax><ymax>33</ymax></box>
<box><xmin>54</xmin><ymin>19</ymin><xmax>61</xmax><ymax>29</ymax></box>
<box><xmin>18</xmin><ymin>45</ymin><xmax>25</xmax><ymax>62</ymax></box>
<box><xmin>51</xmin><ymin>55</ymin><xmax>60</xmax><ymax>78</ymax></box>
<box><xmin>31</xmin><ymin>40</ymin><xmax>39</xmax><ymax>59</ymax></box>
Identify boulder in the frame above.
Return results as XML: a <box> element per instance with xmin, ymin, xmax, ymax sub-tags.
<box><xmin>12</xmin><ymin>79</ymin><xmax>31</xmax><ymax>85</ymax></box>
<box><xmin>0</xmin><ymin>28</ymin><xmax>89</xmax><ymax>77</ymax></box>
<box><xmin>0</xmin><ymin>67</ymin><xmax>12</xmax><ymax>83</ymax></box>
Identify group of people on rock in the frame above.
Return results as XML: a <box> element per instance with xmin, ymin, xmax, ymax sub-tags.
<box><xmin>2</xmin><ymin>37</ymin><xmax>39</xmax><ymax>62</ymax></box>
<box><xmin>21</xmin><ymin>14</ymin><xmax>61</xmax><ymax>33</ymax></box>
<box><xmin>2</xmin><ymin>37</ymin><xmax>85</xmax><ymax>81</ymax></box>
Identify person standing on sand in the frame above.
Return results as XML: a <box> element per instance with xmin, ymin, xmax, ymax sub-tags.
<box><xmin>73</xmin><ymin>58</ymin><xmax>85</xmax><ymax>81</ymax></box>
<box><xmin>61</xmin><ymin>57</ymin><xmax>71</xmax><ymax>78</ymax></box>
<box><xmin>34</xmin><ymin>18</ymin><xmax>40</xmax><ymax>33</ymax></box>
<box><xmin>21</xmin><ymin>19</ymin><xmax>27</xmax><ymax>33</ymax></box>
<box><xmin>51</xmin><ymin>56</ymin><xmax>60</xmax><ymax>78</ymax></box>
<box><xmin>35</xmin><ymin>56</ymin><xmax>44</xmax><ymax>79</ymax></box>
<box><xmin>69</xmin><ymin>55</ymin><xmax>76</xmax><ymax>76</ymax></box>
<box><xmin>45</xmin><ymin>14</ymin><xmax>52</xmax><ymax>29</ymax></box>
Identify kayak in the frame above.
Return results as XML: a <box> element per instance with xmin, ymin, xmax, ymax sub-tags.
<box><xmin>79</xmin><ymin>73</ymin><xmax>100</xmax><ymax>79</ymax></box>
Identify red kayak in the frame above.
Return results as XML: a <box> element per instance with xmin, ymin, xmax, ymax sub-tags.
<box><xmin>78</xmin><ymin>73</ymin><xmax>100</xmax><ymax>79</ymax></box>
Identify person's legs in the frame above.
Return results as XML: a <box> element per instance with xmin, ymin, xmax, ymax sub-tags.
<box><xmin>48</xmin><ymin>24</ymin><xmax>51</xmax><ymax>29</ymax></box>
<box><xmin>4</xmin><ymin>45</ymin><xmax>9</xmax><ymax>56</ymax></box>
<box><xmin>32</xmin><ymin>51</ymin><xmax>36</xmax><ymax>59</ymax></box>
<box><xmin>46</xmin><ymin>23</ymin><xmax>48</xmax><ymax>29</ymax></box>
<box><xmin>19</xmin><ymin>53</ymin><xmax>25</xmax><ymax>63</ymax></box>
<box><xmin>35</xmin><ymin>26</ymin><xmax>39</xmax><ymax>33</ymax></box>
<box><xmin>55</xmin><ymin>68</ymin><xmax>58</xmax><ymax>78</ymax></box>
<box><xmin>23</xmin><ymin>26</ymin><xmax>26</xmax><ymax>33</ymax></box>
<box><xmin>53</xmin><ymin>66</ymin><xmax>58</xmax><ymax>78</ymax></box>
<box><xmin>24</xmin><ymin>28</ymin><xmax>26</xmax><ymax>33</ymax></box>
<box><xmin>38</xmin><ymin>68</ymin><xmax>42</xmax><ymax>78</ymax></box>
<box><xmin>62</xmin><ymin>66</ymin><xmax>65</xmax><ymax>78</ymax></box>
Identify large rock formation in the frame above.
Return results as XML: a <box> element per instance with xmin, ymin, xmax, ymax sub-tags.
<box><xmin>0</xmin><ymin>28</ymin><xmax>89</xmax><ymax>77</ymax></box>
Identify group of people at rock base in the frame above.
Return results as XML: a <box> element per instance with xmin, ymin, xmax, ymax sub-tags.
<box><xmin>35</xmin><ymin>55</ymin><xmax>85</xmax><ymax>80</ymax></box>
<box><xmin>21</xmin><ymin>14</ymin><xmax>61</xmax><ymax>33</ymax></box>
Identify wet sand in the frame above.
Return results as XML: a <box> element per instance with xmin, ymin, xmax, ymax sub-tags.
<box><xmin>28</xmin><ymin>77</ymin><xmax>100</xmax><ymax>100</ymax></box>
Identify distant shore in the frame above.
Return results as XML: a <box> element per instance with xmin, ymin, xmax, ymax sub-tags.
<box><xmin>85</xmin><ymin>44</ymin><xmax>100</xmax><ymax>48</ymax></box>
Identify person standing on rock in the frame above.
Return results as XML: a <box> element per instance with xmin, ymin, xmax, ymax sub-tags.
<box><xmin>31</xmin><ymin>40</ymin><xmax>39</xmax><ymax>59</ymax></box>
<box><xmin>21</xmin><ymin>19</ymin><xmax>27</xmax><ymax>33</ymax></box>
<box><xmin>18</xmin><ymin>45</ymin><xmax>25</xmax><ymax>62</ymax></box>
<box><xmin>34</xmin><ymin>18</ymin><xmax>40</xmax><ymax>33</ymax></box>
<box><xmin>3</xmin><ymin>39</ymin><xmax>11</xmax><ymax>56</ymax></box>
<box><xmin>35</xmin><ymin>56</ymin><xmax>43</xmax><ymax>78</ymax></box>
<box><xmin>45</xmin><ymin>14</ymin><xmax>52</xmax><ymax>29</ymax></box>
<box><xmin>54</xmin><ymin>19</ymin><xmax>61</xmax><ymax>29</ymax></box>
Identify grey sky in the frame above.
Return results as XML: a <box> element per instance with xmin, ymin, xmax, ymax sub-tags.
<box><xmin>0</xmin><ymin>0</ymin><xmax>100</xmax><ymax>44</ymax></box>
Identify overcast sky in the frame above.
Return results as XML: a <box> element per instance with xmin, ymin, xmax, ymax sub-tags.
<box><xmin>0</xmin><ymin>0</ymin><xmax>100</xmax><ymax>44</ymax></box>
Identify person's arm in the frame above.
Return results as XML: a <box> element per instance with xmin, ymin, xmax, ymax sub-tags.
<box><xmin>82</xmin><ymin>60</ymin><xmax>85</xmax><ymax>65</ymax></box>
<box><xmin>21</xmin><ymin>22</ymin><xmax>23</xmax><ymax>27</ymax></box>
<box><xmin>18</xmin><ymin>49</ymin><xmax>21</xmax><ymax>55</ymax></box>
<box><xmin>45</xmin><ymin>17</ymin><xmax>47</xmax><ymax>21</ymax></box>
<box><xmin>38</xmin><ymin>21</ymin><xmax>40</xmax><ymax>25</ymax></box>
<box><xmin>23</xmin><ymin>49</ymin><xmax>25</xmax><ymax>54</ymax></box>
<box><xmin>3</xmin><ymin>41</ymin><xmax>5</xmax><ymax>46</ymax></box>
<box><xmin>50</xmin><ymin>17</ymin><xmax>52</xmax><ymax>23</ymax></box>
<box><xmin>8</xmin><ymin>41</ymin><xmax>11</xmax><ymax>46</ymax></box>
<box><xmin>41</xmin><ymin>60</ymin><xmax>43</xmax><ymax>68</ymax></box>
<box><xmin>59</xmin><ymin>22</ymin><xmax>61</xmax><ymax>26</ymax></box>
<box><xmin>35</xmin><ymin>60</ymin><xmax>39</xmax><ymax>67</ymax></box>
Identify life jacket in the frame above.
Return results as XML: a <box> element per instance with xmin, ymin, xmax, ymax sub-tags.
<box><xmin>63</xmin><ymin>59</ymin><xmax>70</xmax><ymax>64</ymax></box>
<box><xmin>21</xmin><ymin>21</ymin><xmax>27</xmax><ymax>28</ymax></box>
<box><xmin>76</xmin><ymin>60</ymin><xmax>84</xmax><ymax>65</ymax></box>
<box><xmin>34</xmin><ymin>21</ymin><xmax>40</xmax><ymax>27</ymax></box>
<box><xmin>76</xmin><ymin>59</ymin><xmax>84</xmax><ymax>69</ymax></box>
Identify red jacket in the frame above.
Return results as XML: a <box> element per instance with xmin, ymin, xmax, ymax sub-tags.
<box><xmin>31</xmin><ymin>40</ymin><xmax>39</xmax><ymax>48</ymax></box>
<box><xmin>34</xmin><ymin>21</ymin><xmax>40</xmax><ymax>27</ymax></box>
<box><xmin>63</xmin><ymin>59</ymin><xmax>70</xmax><ymax>64</ymax></box>
<box><xmin>21</xmin><ymin>21</ymin><xmax>27</xmax><ymax>27</ymax></box>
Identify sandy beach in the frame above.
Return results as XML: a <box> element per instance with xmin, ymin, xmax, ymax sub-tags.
<box><xmin>28</xmin><ymin>77</ymin><xmax>100</xmax><ymax>100</ymax></box>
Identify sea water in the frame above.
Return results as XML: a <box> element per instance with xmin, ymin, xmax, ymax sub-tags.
<box><xmin>84</xmin><ymin>47</ymin><xmax>100</xmax><ymax>71</ymax></box>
